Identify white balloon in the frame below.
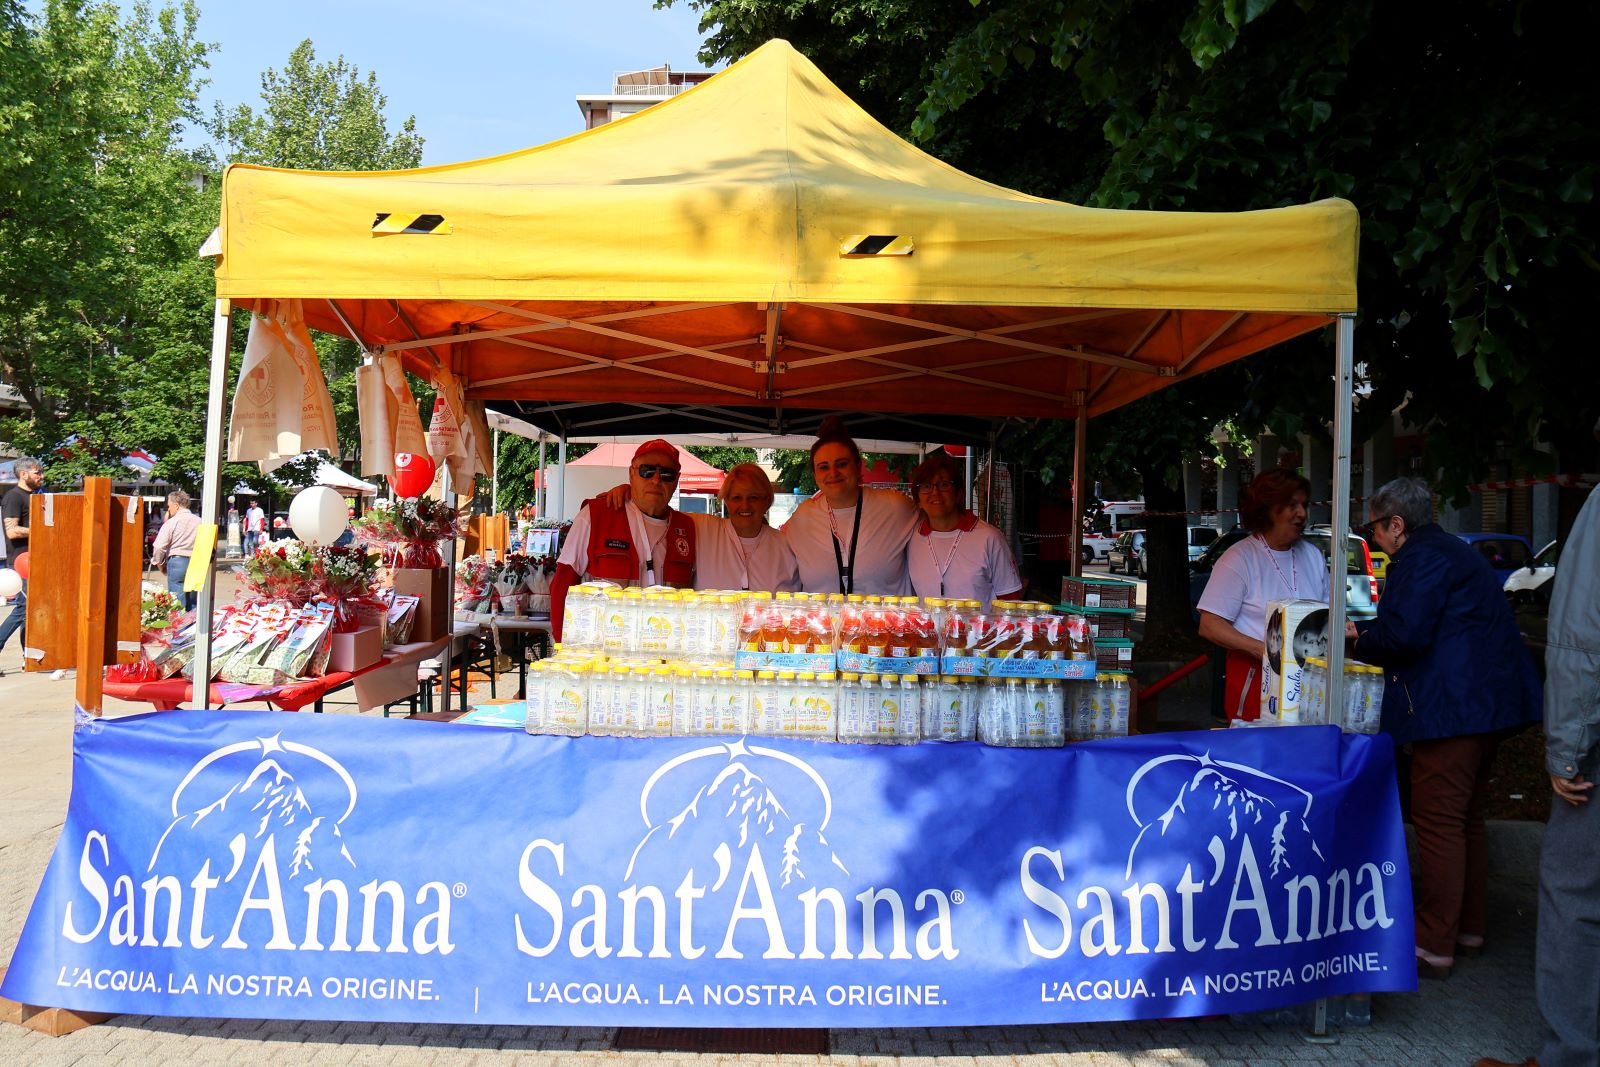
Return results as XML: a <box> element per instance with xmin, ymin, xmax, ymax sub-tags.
<box><xmin>0</xmin><ymin>569</ymin><xmax>20</xmax><ymax>598</ymax></box>
<box><xmin>288</xmin><ymin>486</ymin><xmax>349</xmax><ymax>546</ymax></box>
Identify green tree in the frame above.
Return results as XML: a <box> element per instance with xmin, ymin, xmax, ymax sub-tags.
<box><xmin>670</xmin><ymin>0</ymin><xmax>1598</xmax><ymax>619</ymax></box>
<box><xmin>210</xmin><ymin>40</ymin><xmax>426</xmax><ymax>472</ymax></box>
<box><xmin>0</xmin><ymin>0</ymin><xmax>221</xmax><ymax>490</ymax></box>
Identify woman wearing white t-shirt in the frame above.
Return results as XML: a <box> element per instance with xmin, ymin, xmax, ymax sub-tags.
<box><xmin>1196</xmin><ymin>468</ymin><xmax>1330</xmax><ymax>721</ymax></box>
<box><xmin>783</xmin><ymin>417</ymin><xmax>920</xmax><ymax>595</ymax></box>
<box><xmin>691</xmin><ymin>463</ymin><xmax>800</xmax><ymax>592</ymax></box>
<box><xmin>905</xmin><ymin>449</ymin><xmax>1022</xmax><ymax>609</ymax></box>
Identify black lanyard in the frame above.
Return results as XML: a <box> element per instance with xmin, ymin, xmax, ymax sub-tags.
<box><xmin>830</xmin><ymin>492</ymin><xmax>863</xmax><ymax>594</ymax></box>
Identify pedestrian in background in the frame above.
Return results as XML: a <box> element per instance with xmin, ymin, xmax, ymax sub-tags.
<box><xmin>151</xmin><ymin>490</ymin><xmax>201</xmax><ymax>612</ymax></box>
<box><xmin>1350</xmin><ymin>476</ymin><xmax>1541</xmax><ymax>981</ymax></box>
<box><xmin>1476</xmin><ymin>443</ymin><xmax>1600</xmax><ymax>1067</ymax></box>
<box><xmin>243</xmin><ymin>499</ymin><xmax>266</xmax><ymax>557</ymax></box>
<box><xmin>0</xmin><ymin>457</ymin><xmax>44</xmax><ymax>658</ymax></box>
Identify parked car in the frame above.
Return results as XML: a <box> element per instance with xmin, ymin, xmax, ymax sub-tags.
<box><xmin>1455</xmin><ymin>532</ymin><xmax>1536</xmax><ymax>582</ymax></box>
<box><xmin>1187</xmin><ymin>525</ymin><xmax>1220</xmax><ymax>562</ymax></box>
<box><xmin>1107</xmin><ymin>530</ymin><xmax>1146</xmax><ymax>576</ymax></box>
<box><xmin>1189</xmin><ymin>526</ymin><xmax>1379</xmax><ymax>622</ymax></box>
<box><xmin>1081</xmin><ymin>530</ymin><xmax>1117</xmax><ymax>564</ymax></box>
<box><xmin>1503</xmin><ymin>539</ymin><xmax>1559</xmax><ymax>606</ymax></box>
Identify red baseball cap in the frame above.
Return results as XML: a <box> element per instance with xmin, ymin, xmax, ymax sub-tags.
<box><xmin>632</xmin><ymin>439</ymin><xmax>678</xmax><ymax>464</ymax></box>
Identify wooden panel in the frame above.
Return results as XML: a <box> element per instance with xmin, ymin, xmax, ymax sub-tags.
<box><xmin>25</xmin><ymin>488</ymin><xmax>144</xmax><ymax>674</ymax></box>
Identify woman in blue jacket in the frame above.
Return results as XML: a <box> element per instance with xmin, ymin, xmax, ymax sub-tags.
<box><xmin>1350</xmin><ymin>477</ymin><xmax>1541</xmax><ymax>980</ymax></box>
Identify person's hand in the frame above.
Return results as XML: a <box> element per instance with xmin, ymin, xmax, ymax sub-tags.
<box><xmin>1551</xmin><ymin>773</ymin><xmax>1592</xmax><ymax>806</ymax></box>
<box><xmin>604</xmin><ymin>483</ymin><xmax>631</xmax><ymax>509</ymax></box>
<box><xmin>1345</xmin><ymin>620</ymin><xmax>1359</xmax><ymax>641</ymax></box>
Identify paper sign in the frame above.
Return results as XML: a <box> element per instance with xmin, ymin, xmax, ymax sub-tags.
<box><xmin>183</xmin><ymin>524</ymin><xmax>218</xmax><ymax>593</ymax></box>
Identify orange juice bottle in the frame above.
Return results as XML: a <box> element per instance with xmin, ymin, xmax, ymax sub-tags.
<box><xmin>760</xmin><ymin>595</ymin><xmax>788</xmax><ymax>653</ymax></box>
<box><xmin>838</xmin><ymin>594</ymin><xmax>866</xmax><ymax>654</ymax></box>
<box><xmin>738</xmin><ymin>592</ymin><xmax>769</xmax><ymax>651</ymax></box>
<box><xmin>864</xmin><ymin>597</ymin><xmax>890</xmax><ymax>657</ymax></box>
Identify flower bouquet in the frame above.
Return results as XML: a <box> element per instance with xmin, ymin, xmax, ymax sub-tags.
<box><xmin>525</xmin><ymin>554</ymin><xmax>556</xmax><ymax>616</ymax></box>
<box><xmin>241</xmin><ymin>540</ymin><xmax>320</xmax><ymax>604</ymax></box>
<box><xmin>108</xmin><ymin>592</ymin><xmax>193</xmax><ymax>683</ymax></box>
<box><xmin>455</xmin><ymin>554</ymin><xmax>497</xmax><ymax>618</ymax></box>
<box><xmin>353</xmin><ymin>497</ymin><xmax>462</xmax><ymax>569</ymax></box>
<box><xmin>494</xmin><ymin>553</ymin><xmax>534</xmax><ymax>616</ymax></box>
<box><xmin>316</xmin><ymin>544</ymin><xmax>380</xmax><ymax>632</ymax></box>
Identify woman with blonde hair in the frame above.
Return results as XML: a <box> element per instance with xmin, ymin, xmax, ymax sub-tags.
<box><xmin>691</xmin><ymin>462</ymin><xmax>799</xmax><ymax>592</ymax></box>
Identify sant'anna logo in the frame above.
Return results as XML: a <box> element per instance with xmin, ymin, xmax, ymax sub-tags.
<box><xmin>60</xmin><ymin>734</ymin><xmax>457</xmax><ymax>955</ymax></box>
<box><xmin>624</xmin><ymin>738</ymin><xmax>849</xmax><ymax>886</ymax></box>
<box><xmin>515</xmin><ymin>740</ymin><xmax>959</xmax><ymax>962</ymax></box>
<box><xmin>1021</xmin><ymin>748</ymin><xmax>1396</xmax><ymax>960</ymax></box>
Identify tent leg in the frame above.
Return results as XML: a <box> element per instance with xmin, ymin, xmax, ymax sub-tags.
<box><xmin>964</xmin><ymin>448</ymin><xmax>974</xmax><ymax>509</ymax></box>
<box><xmin>492</xmin><ymin>428</ymin><xmax>500</xmax><ymax>513</ymax></box>
<box><xmin>1327</xmin><ymin>313</ymin><xmax>1355</xmax><ymax>725</ymax></box>
<box><xmin>190</xmin><ymin>298</ymin><xmax>232</xmax><ymax>701</ymax></box>
<box><xmin>441</xmin><ymin>463</ymin><xmax>456</xmax><ymax>712</ymax></box>
<box><xmin>1071</xmin><ymin>413</ymin><xmax>1087</xmax><ymax>579</ymax></box>
<box><xmin>537</xmin><ymin>432</ymin><xmax>547</xmax><ymax>517</ymax></box>
<box><xmin>556</xmin><ymin>436</ymin><xmax>568</xmax><ymax>522</ymax></box>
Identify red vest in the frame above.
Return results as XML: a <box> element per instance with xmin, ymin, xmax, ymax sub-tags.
<box><xmin>583</xmin><ymin>497</ymin><xmax>696</xmax><ymax>588</ymax></box>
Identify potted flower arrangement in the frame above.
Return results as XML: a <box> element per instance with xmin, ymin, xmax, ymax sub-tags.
<box><xmin>353</xmin><ymin>497</ymin><xmax>463</xmax><ymax>568</ymax></box>
<box><xmin>316</xmin><ymin>544</ymin><xmax>381</xmax><ymax>632</ymax></box>
<box><xmin>241</xmin><ymin>539</ymin><xmax>320</xmax><ymax>604</ymax></box>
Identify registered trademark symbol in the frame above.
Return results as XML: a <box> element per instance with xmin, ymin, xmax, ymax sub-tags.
<box><xmin>452</xmin><ymin>882</ymin><xmax>468</xmax><ymax>898</ymax></box>
<box><xmin>1381</xmin><ymin>862</ymin><xmax>1396</xmax><ymax>877</ymax></box>
<box><xmin>950</xmin><ymin>890</ymin><xmax>965</xmax><ymax>904</ymax></box>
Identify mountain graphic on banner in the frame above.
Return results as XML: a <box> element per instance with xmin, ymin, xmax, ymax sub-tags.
<box><xmin>625</xmin><ymin>750</ymin><xmax>848</xmax><ymax>889</ymax></box>
<box><xmin>151</xmin><ymin>747</ymin><xmax>355</xmax><ymax>878</ymax></box>
<box><xmin>1126</xmin><ymin>757</ymin><xmax>1323</xmax><ymax>885</ymax></box>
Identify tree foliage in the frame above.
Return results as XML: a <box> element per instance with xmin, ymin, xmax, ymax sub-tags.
<box><xmin>669</xmin><ymin>0</ymin><xmax>1597</xmax><ymax>610</ymax></box>
<box><xmin>0</xmin><ymin>0</ymin><xmax>222</xmax><ymax>488</ymax></box>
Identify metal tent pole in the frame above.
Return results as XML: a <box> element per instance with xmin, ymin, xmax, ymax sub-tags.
<box><xmin>190</xmin><ymin>298</ymin><xmax>233</xmax><ymax>701</ymax></box>
<box><xmin>537</xmin><ymin>432</ymin><xmax>547</xmax><ymax>516</ymax></box>
<box><xmin>1071</xmin><ymin>411</ymin><xmax>1087</xmax><ymax>579</ymax></box>
<box><xmin>556</xmin><ymin>436</ymin><xmax>568</xmax><ymax>522</ymax></box>
<box><xmin>1327</xmin><ymin>313</ymin><xmax>1355</xmax><ymax>724</ymax></box>
<box><xmin>440</xmin><ymin>463</ymin><xmax>457</xmax><ymax>711</ymax></box>
<box><xmin>492</xmin><ymin>428</ymin><xmax>500</xmax><ymax>514</ymax></box>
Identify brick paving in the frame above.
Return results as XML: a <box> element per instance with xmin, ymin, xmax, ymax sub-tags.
<box><xmin>0</xmin><ymin>639</ymin><xmax>1549</xmax><ymax>1065</ymax></box>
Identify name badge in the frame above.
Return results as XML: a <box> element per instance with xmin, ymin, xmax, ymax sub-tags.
<box><xmin>604</xmin><ymin>538</ymin><xmax>629</xmax><ymax>550</ymax></box>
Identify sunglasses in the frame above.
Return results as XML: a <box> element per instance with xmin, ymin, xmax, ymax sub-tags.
<box><xmin>917</xmin><ymin>480</ymin><xmax>957</xmax><ymax>496</ymax></box>
<box><xmin>634</xmin><ymin>464</ymin><xmax>680</xmax><ymax>483</ymax></box>
<box><xmin>1359</xmin><ymin>515</ymin><xmax>1394</xmax><ymax>536</ymax></box>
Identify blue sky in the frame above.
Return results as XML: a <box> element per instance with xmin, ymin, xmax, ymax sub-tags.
<box><xmin>149</xmin><ymin>0</ymin><xmax>718</xmax><ymax>165</ymax></box>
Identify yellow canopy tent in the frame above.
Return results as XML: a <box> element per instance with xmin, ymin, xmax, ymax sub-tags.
<box><xmin>193</xmin><ymin>38</ymin><xmax>1361</xmax><ymax>699</ymax></box>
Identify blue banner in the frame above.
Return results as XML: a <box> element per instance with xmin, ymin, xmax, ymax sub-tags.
<box><xmin>1</xmin><ymin>712</ymin><xmax>1415</xmax><ymax>1026</ymax></box>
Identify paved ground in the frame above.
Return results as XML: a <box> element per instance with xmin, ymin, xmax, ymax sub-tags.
<box><xmin>0</xmin><ymin>630</ymin><xmax>1552</xmax><ymax>1065</ymax></box>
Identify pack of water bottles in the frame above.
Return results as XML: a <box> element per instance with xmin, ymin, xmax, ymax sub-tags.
<box><xmin>1067</xmin><ymin>673</ymin><xmax>1134</xmax><ymax>740</ymax></box>
<box><xmin>1298</xmin><ymin>657</ymin><xmax>1383</xmax><ymax>733</ymax></box>
<box><xmin>560</xmin><ymin>581</ymin><xmax>746</xmax><ymax>665</ymax></box>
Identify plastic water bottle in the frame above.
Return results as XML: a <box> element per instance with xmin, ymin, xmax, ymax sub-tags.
<box><xmin>1104</xmin><ymin>673</ymin><xmax>1132</xmax><ymax>736</ymax></box>
<box><xmin>731</xmin><ymin>669</ymin><xmax>756</xmax><ymax>733</ymax></box>
<box><xmin>978</xmin><ymin>678</ymin><xmax>1008</xmax><ymax>745</ymax></box>
<box><xmin>811</xmin><ymin>671</ymin><xmax>838</xmax><ymax>739</ymax></box>
<box><xmin>646</xmin><ymin>665</ymin><xmax>675</xmax><ymax>736</ymax></box>
<box><xmin>856</xmin><ymin>673</ymin><xmax>881</xmax><ymax>741</ymax></box>
<box><xmin>670</xmin><ymin>666</ymin><xmax>694</xmax><ymax>735</ymax></box>
<box><xmin>1043</xmin><ymin>678</ymin><xmax>1066</xmax><ymax>746</ymax></box>
<box><xmin>687</xmin><ymin>668</ymin><xmax>714</xmax><ymax>734</ymax></box>
<box><xmin>1069</xmin><ymin>680</ymin><xmax>1094</xmax><ymax>741</ymax></box>
<box><xmin>837</xmin><ymin>673</ymin><xmax>861</xmax><ymax>742</ymax></box>
<box><xmin>1003</xmin><ymin>678</ymin><xmax>1025</xmax><ymax>744</ymax></box>
<box><xmin>896</xmin><ymin>675</ymin><xmax>922</xmax><ymax>743</ymax></box>
<box><xmin>1022</xmin><ymin>679</ymin><xmax>1048</xmax><ymax>747</ymax></box>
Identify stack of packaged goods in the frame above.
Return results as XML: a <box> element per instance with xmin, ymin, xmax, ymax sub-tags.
<box><xmin>1066</xmin><ymin>673</ymin><xmax>1134</xmax><ymax>740</ymax></box>
<box><xmin>526</xmin><ymin>585</ymin><xmax>1119</xmax><ymax>747</ymax></box>
<box><xmin>1297</xmin><ymin>657</ymin><xmax>1382</xmax><ymax>734</ymax></box>
<box><xmin>1059</xmin><ymin>575</ymin><xmax>1138</xmax><ymax>675</ymax></box>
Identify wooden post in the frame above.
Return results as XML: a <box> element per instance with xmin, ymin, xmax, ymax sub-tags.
<box><xmin>74</xmin><ymin>477</ymin><xmax>112</xmax><ymax>716</ymax></box>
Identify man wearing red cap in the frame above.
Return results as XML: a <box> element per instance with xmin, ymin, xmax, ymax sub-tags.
<box><xmin>548</xmin><ymin>440</ymin><xmax>697</xmax><ymax>640</ymax></box>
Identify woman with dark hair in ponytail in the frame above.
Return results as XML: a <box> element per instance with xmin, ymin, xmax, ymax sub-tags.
<box><xmin>782</xmin><ymin>416</ymin><xmax>921</xmax><ymax>595</ymax></box>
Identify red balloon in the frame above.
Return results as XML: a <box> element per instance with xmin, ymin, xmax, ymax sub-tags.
<box><xmin>388</xmin><ymin>453</ymin><xmax>437</xmax><ymax>498</ymax></box>
<box><xmin>12</xmin><ymin>551</ymin><xmax>28</xmax><ymax>580</ymax></box>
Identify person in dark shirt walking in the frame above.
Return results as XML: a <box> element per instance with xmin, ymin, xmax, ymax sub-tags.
<box><xmin>0</xmin><ymin>457</ymin><xmax>44</xmax><ymax>658</ymax></box>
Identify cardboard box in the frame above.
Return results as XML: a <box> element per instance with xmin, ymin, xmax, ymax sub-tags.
<box><xmin>393</xmin><ymin>567</ymin><xmax>450</xmax><ymax>643</ymax></box>
<box><xmin>328</xmin><ymin>625</ymin><xmax>383</xmax><ymax>675</ymax></box>
<box><xmin>1261</xmin><ymin>598</ymin><xmax>1329</xmax><ymax>723</ymax></box>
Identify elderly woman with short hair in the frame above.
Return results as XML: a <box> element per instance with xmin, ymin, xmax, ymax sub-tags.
<box><xmin>151</xmin><ymin>489</ymin><xmax>202</xmax><ymax>611</ymax></box>
<box><xmin>689</xmin><ymin>462</ymin><xmax>800</xmax><ymax>592</ymax></box>
<box><xmin>1197</xmin><ymin>467</ymin><xmax>1331</xmax><ymax>721</ymax></box>
<box><xmin>1350</xmin><ymin>476</ymin><xmax>1541</xmax><ymax>980</ymax></box>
